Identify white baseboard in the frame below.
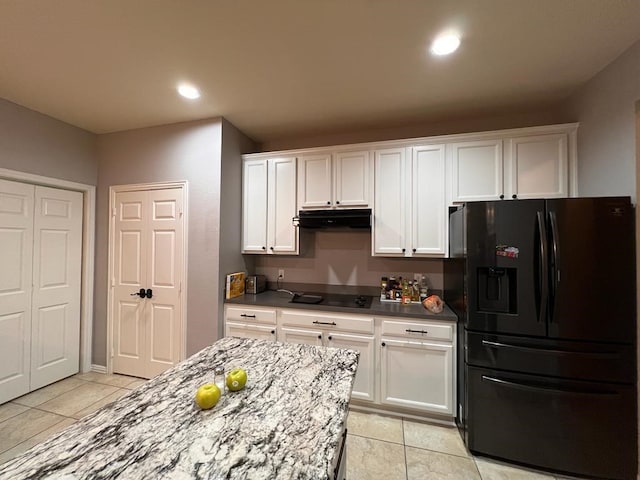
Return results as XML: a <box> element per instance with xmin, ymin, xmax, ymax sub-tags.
<box><xmin>91</xmin><ymin>364</ymin><xmax>107</xmax><ymax>374</ymax></box>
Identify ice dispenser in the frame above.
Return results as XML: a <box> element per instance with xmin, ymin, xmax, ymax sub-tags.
<box><xmin>477</xmin><ymin>267</ymin><xmax>517</xmax><ymax>314</ymax></box>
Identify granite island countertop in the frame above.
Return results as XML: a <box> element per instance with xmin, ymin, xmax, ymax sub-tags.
<box><xmin>0</xmin><ymin>337</ymin><xmax>359</xmax><ymax>480</ymax></box>
<box><xmin>226</xmin><ymin>289</ymin><xmax>457</xmax><ymax>322</ymax></box>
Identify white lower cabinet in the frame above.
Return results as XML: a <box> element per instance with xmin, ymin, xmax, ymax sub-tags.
<box><xmin>379</xmin><ymin>318</ymin><xmax>455</xmax><ymax>416</ymax></box>
<box><xmin>327</xmin><ymin>332</ymin><xmax>376</xmax><ymax>402</ymax></box>
<box><xmin>224</xmin><ymin>305</ymin><xmax>277</xmax><ymax>341</ymax></box>
<box><xmin>380</xmin><ymin>338</ymin><xmax>453</xmax><ymax>415</ymax></box>
<box><xmin>280</xmin><ymin>309</ymin><xmax>376</xmax><ymax>403</ymax></box>
<box><xmin>224</xmin><ymin>304</ymin><xmax>455</xmax><ymax>416</ymax></box>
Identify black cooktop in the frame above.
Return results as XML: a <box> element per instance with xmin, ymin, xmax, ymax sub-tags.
<box><xmin>290</xmin><ymin>292</ymin><xmax>374</xmax><ymax>309</ymax></box>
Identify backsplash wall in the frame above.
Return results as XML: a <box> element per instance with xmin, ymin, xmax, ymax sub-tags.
<box><xmin>250</xmin><ymin>229</ymin><xmax>444</xmax><ymax>291</ymax></box>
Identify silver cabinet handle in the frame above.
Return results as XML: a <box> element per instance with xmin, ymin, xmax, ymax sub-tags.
<box><xmin>405</xmin><ymin>329</ymin><xmax>428</xmax><ymax>335</ymax></box>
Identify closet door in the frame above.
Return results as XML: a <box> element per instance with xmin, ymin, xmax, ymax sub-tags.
<box><xmin>112</xmin><ymin>187</ymin><xmax>184</xmax><ymax>379</ymax></box>
<box><xmin>0</xmin><ymin>180</ymin><xmax>34</xmax><ymax>404</ymax></box>
<box><xmin>30</xmin><ymin>186</ymin><xmax>83</xmax><ymax>390</ymax></box>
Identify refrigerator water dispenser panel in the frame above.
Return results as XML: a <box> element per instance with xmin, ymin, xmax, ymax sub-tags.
<box><xmin>477</xmin><ymin>267</ymin><xmax>517</xmax><ymax>314</ymax></box>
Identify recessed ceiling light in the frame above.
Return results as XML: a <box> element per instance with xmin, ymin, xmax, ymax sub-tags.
<box><xmin>177</xmin><ymin>84</ymin><xmax>200</xmax><ymax>99</ymax></box>
<box><xmin>430</xmin><ymin>34</ymin><xmax>461</xmax><ymax>56</ymax></box>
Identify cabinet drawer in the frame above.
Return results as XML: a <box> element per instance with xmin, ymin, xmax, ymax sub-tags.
<box><xmin>380</xmin><ymin>319</ymin><xmax>453</xmax><ymax>342</ymax></box>
<box><xmin>225</xmin><ymin>306</ymin><xmax>276</xmax><ymax>325</ymax></box>
<box><xmin>280</xmin><ymin>310</ymin><xmax>373</xmax><ymax>334</ymax></box>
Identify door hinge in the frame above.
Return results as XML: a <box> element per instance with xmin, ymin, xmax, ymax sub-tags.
<box><xmin>112</xmin><ymin>207</ymin><xmax>117</xmax><ymax>217</ymax></box>
<box><xmin>111</xmin><ymin>348</ymin><xmax>114</xmax><ymax>358</ymax></box>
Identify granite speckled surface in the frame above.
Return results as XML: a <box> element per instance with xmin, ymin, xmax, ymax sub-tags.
<box><xmin>0</xmin><ymin>337</ymin><xmax>359</xmax><ymax>480</ymax></box>
<box><xmin>226</xmin><ymin>290</ymin><xmax>457</xmax><ymax>321</ymax></box>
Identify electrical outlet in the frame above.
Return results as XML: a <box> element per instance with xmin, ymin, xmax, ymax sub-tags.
<box><xmin>278</xmin><ymin>269</ymin><xmax>285</xmax><ymax>280</ymax></box>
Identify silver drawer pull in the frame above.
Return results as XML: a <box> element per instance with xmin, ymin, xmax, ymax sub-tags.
<box><xmin>313</xmin><ymin>320</ymin><xmax>337</xmax><ymax>326</ymax></box>
<box><xmin>405</xmin><ymin>329</ymin><xmax>429</xmax><ymax>335</ymax></box>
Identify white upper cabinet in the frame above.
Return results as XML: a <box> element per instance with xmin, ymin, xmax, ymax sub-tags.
<box><xmin>297</xmin><ymin>153</ymin><xmax>332</xmax><ymax>209</ymax></box>
<box><xmin>373</xmin><ymin>145</ymin><xmax>447</xmax><ymax>257</ymax></box>
<box><xmin>373</xmin><ymin>147</ymin><xmax>407</xmax><ymax>256</ymax></box>
<box><xmin>448</xmin><ymin>125</ymin><xmax>576</xmax><ymax>204</ymax></box>
<box><xmin>298</xmin><ymin>150</ymin><xmax>371</xmax><ymax>209</ymax></box>
<box><xmin>449</xmin><ymin>139</ymin><xmax>503</xmax><ymax>202</ymax></box>
<box><xmin>242</xmin><ymin>156</ymin><xmax>298</xmax><ymax>254</ymax></box>
<box><xmin>411</xmin><ymin>144</ymin><xmax>447</xmax><ymax>255</ymax></box>
<box><xmin>504</xmin><ymin>132</ymin><xmax>568</xmax><ymax>199</ymax></box>
<box><xmin>242</xmin><ymin>158</ymin><xmax>268</xmax><ymax>253</ymax></box>
<box><xmin>334</xmin><ymin>150</ymin><xmax>371</xmax><ymax>208</ymax></box>
<box><xmin>242</xmin><ymin>123</ymin><xmax>577</xmax><ymax>257</ymax></box>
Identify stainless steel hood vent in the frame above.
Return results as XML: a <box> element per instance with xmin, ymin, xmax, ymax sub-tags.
<box><xmin>296</xmin><ymin>208</ymin><xmax>371</xmax><ymax>229</ymax></box>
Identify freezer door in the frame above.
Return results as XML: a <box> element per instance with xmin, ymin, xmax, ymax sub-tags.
<box><xmin>466</xmin><ymin>200</ymin><xmax>547</xmax><ymax>336</ymax></box>
<box><xmin>467</xmin><ymin>365</ymin><xmax>637</xmax><ymax>479</ymax></box>
<box><xmin>546</xmin><ymin>197</ymin><xmax>636</xmax><ymax>342</ymax></box>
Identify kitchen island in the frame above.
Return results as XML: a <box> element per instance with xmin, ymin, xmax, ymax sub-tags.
<box><xmin>0</xmin><ymin>337</ymin><xmax>359</xmax><ymax>480</ymax></box>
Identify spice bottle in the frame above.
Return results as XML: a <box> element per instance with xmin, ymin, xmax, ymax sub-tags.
<box><xmin>419</xmin><ymin>275</ymin><xmax>429</xmax><ymax>302</ymax></box>
<box><xmin>401</xmin><ymin>280</ymin><xmax>412</xmax><ymax>305</ymax></box>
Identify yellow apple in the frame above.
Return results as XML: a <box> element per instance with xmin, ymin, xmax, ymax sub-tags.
<box><xmin>226</xmin><ymin>368</ymin><xmax>247</xmax><ymax>392</ymax></box>
<box><xmin>195</xmin><ymin>383</ymin><xmax>221</xmax><ymax>409</ymax></box>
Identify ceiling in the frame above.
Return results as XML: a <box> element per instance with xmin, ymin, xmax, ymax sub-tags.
<box><xmin>1</xmin><ymin>1</ymin><xmax>640</xmax><ymax>144</ymax></box>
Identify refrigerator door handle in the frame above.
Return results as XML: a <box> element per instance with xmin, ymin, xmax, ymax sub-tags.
<box><xmin>481</xmin><ymin>339</ymin><xmax>621</xmax><ymax>358</ymax></box>
<box><xmin>548</xmin><ymin>210</ymin><xmax>560</xmax><ymax>323</ymax></box>
<box><xmin>481</xmin><ymin>375</ymin><xmax>620</xmax><ymax>397</ymax></box>
<box><xmin>536</xmin><ymin>211</ymin><xmax>549</xmax><ymax>324</ymax></box>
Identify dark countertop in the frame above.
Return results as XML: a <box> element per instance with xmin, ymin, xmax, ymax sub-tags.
<box><xmin>225</xmin><ymin>289</ymin><xmax>457</xmax><ymax>322</ymax></box>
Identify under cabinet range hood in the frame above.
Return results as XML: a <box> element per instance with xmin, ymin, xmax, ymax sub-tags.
<box><xmin>296</xmin><ymin>208</ymin><xmax>371</xmax><ymax>229</ymax></box>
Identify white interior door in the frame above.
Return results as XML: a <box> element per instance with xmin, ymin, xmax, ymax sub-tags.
<box><xmin>111</xmin><ymin>187</ymin><xmax>184</xmax><ymax>379</ymax></box>
<box><xmin>0</xmin><ymin>180</ymin><xmax>34</xmax><ymax>403</ymax></box>
<box><xmin>30</xmin><ymin>186</ymin><xmax>83</xmax><ymax>390</ymax></box>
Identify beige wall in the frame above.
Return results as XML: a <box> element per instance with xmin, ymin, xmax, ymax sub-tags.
<box><xmin>253</xmin><ymin>229</ymin><xmax>443</xmax><ymax>292</ymax></box>
<box><xmin>218</xmin><ymin>119</ymin><xmax>257</xmax><ymax>337</ymax></box>
<box><xmin>95</xmin><ymin>118</ymin><xmax>233</xmax><ymax>364</ymax></box>
<box><xmin>0</xmin><ymin>98</ymin><xmax>97</xmax><ymax>185</ymax></box>
<box><xmin>565</xmin><ymin>39</ymin><xmax>640</xmax><ymax>202</ymax></box>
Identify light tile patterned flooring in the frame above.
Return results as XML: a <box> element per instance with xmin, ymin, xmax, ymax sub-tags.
<box><xmin>0</xmin><ymin>373</ymin><xmax>586</xmax><ymax>479</ymax></box>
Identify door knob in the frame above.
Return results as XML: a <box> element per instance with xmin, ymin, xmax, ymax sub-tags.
<box><xmin>146</xmin><ymin>288</ymin><xmax>153</xmax><ymax>299</ymax></box>
<box><xmin>131</xmin><ymin>288</ymin><xmax>147</xmax><ymax>298</ymax></box>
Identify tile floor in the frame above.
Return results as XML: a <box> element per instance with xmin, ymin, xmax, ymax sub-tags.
<box><xmin>0</xmin><ymin>373</ymin><xmax>586</xmax><ymax>479</ymax></box>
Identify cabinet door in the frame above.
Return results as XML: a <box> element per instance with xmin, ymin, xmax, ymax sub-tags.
<box><xmin>411</xmin><ymin>144</ymin><xmax>446</xmax><ymax>256</ymax></box>
<box><xmin>0</xmin><ymin>180</ymin><xmax>34</xmax><ymax>404</ymax></box>
<box><xmin>225</xmin><ymin>321</ymin><xmax>276</xmax><ymax>341</ymax></box>
<box><xmin>373</xmin><ymin>147</ymin><xmax>408</xmax><ymax>255</ymax></box>
<box><xmin>504</xmin><ymin>133</ymin><xmax>568</xmax><ymax>199</ymax></box>
<box><xmin>280</xmin><ymin>326</ymin><xmax>323</xmax><ymax>346</ymax></box>
<box><xmin>450</xmin><ymin>139</ymin><xmax>503</xmax><ymax>202</ymax></box>
<box><xmin>268</xmin><ymin>157</ymin><xmax>298</xmax><ymax>254</ymax></box>
<box><xmin>327</xmin><ymin>332</ymin><xmax>375</xmax><ymax>402</ymax></box>
<box><xmin>242</xmin><ymin>159</ymin><xmax>268</xmax><ymax>253</ymax></box>
<box><xmin>334</xmin><ymin>150</ymin><xmax>371</xmax><ymax>208</ymax></box>
<box><xmin>298</xmin><ymin>153</ymin><xmax>332</xmax><ymax>209</ymax></box>
<box><xmin>380</xmin><ymin>338</ymin><xmax>453</xmax><ymax>415</ymax></box>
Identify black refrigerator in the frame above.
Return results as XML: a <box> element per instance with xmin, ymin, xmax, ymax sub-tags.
<box><xmin>444</xmin><ymin>197</ymin><xmax>637</xmax><ymax>480</ymax></box>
